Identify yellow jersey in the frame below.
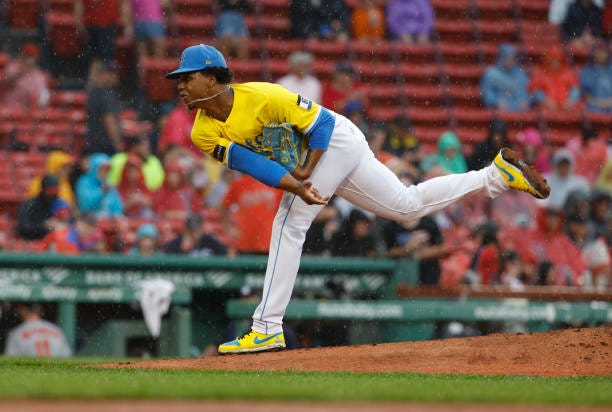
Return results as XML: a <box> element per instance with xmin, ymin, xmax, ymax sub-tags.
<box><xmin>191</xmin><ymin>82</ymin><xmax>321</xmax><ymax>166</ymax></box>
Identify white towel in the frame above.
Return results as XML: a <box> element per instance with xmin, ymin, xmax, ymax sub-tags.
<box><xmin>138</xmin><ymin>279</ymin><xmax>175</xmax><ymax>338</ymax></box>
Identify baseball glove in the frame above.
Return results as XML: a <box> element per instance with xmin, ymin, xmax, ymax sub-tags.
<box><xmin>247</xmin><ymin>122</ymin><xmax>304</xmax><ymax>172</ymax></box>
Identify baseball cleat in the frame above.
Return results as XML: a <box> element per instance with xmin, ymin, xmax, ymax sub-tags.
<box><xmin>218</xmin><ymin>330</ymin><xmax>285</xmax><ymax>354</ymax></box>
<box><xmin>493</xmin><ymin>148</ymin><xmax>550</xmax><ymax>199</ymax></box>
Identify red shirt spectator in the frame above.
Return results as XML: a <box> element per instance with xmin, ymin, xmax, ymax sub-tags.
<box><xmin>529</xmin><ymin>46</ymin><xmax>580</xmax><ymax>110</ymax></box>
<box><xmin>117</xmin><ymin>154</ymin><xmax>153</xmax><ymax>218</ymax></box>
<box><xmin>221</xmin><ymin>174</ymin><xmax>282</xmax><ymax>254</ymax></box>
<box><xmin>504</xmin><ymin>208</ymin><xmax>586</xmax><ymax>286</ymax></box>
<box><xmin>153</xmin><ymin>160</ymin><xmax>204</xmax><ymax>221</ymax></box>
<box><xmin>322</xmin><ymin>62</ymin><xmax>368</xmax><ymax>116</ymax></box>
<box><xmin>566</xmin><ymin>126</ymin><xmax>608</xmax><ymax>185</ymax></box>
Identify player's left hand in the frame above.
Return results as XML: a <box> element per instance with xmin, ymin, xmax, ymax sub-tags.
<box><xmin>298</xmin><ymin>181</ymin><xmax>329</xmax><ymax>205</ymax></box>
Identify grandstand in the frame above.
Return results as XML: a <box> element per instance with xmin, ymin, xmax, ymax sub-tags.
<box><xmin>0</xmin><ymin>0</ymin><xmax>611</xmax><ymax>255</ymax></box>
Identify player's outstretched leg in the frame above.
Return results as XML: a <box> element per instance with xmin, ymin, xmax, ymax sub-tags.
<box><xmin>493</xmin><ymin>148</ymin><xmax>550</xmax><ymax>199</ymax></box>
<box><xmin>218</xmin><ymin>329</ymin><xmax>285</xmax><ymax>354</ymax></box>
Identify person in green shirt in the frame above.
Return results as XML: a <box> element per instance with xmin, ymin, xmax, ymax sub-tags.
<box><xmin>108</xmin><ymin>135</ymin><xmax>165</xmax><ymax>190</ymax></box>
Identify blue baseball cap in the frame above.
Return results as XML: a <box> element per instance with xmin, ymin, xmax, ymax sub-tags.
<box><xmin>165</xmin><ymin>44</ymin><xmax>227</xmax><ymax>79</ymax></box>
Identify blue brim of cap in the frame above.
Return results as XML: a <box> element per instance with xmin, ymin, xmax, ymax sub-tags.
<box><xmin>165</xmin><ymin>67</ymin><xmax>202</xmax><ymax>79</ymax></box>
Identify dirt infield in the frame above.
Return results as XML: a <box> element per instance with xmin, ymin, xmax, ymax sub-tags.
<box><xmin>1</xmin><ymin>401</ymin><xmax>610</xmax><ymax>412</ymax></box>
<box><xmin>109</xmin><ymin>326</ymin><xmax>611</xmax><ymax>377</ymax></box>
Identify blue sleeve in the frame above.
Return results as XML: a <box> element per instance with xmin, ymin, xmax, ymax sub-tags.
<box><xmin>480</xmin><ymin>69</ymin><xmax>499</xmax><ymax>108</ymax></box>
<box><xmin>228</xmin><ymin>143</ymin><xmax>289</xmax><ymax>188</ymax></box>
<box><xmin>306</xmin><ymin>108</ymin><xmax>335</xmax><ymax>150</ymax></box>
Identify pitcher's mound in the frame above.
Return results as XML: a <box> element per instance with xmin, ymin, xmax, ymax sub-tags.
<box><xmin>106</xmin><ymin>327</ymin><xmax>611</xmax><ymax>377</ymax></box>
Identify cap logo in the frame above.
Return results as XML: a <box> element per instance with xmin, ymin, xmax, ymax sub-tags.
<box><xmin>206</xmin><ymin>59</ymin><xmax>212</xmax><ymax>64</ymax></box>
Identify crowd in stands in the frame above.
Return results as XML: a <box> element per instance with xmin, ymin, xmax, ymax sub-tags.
<box><xmin>1</xmin><ymin>0</ymin><xmax>612</xmax><ymax>293</ymax></box>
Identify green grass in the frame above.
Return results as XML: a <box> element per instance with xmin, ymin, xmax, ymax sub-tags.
<box><xmin>0</xmin><ymin>358</ymin><xmax>610</xmax><ymax>405</ymax></box>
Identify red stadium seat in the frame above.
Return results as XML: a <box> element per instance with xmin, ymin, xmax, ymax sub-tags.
<box><xmin>140</xmin><ymin>57</ymin><xmax>178</xmax><ymax>102</ymax></box>
<box><xmin>305</xmin><ymin>39</ymin><xmax>350</xmax><ymax>61</ymax></box>
<box><xmin>49</xmin><ymin>0</ymin><xmax>74</xmax><ymax>13</ymax></box>
<box><xmin>497</xmin><ymin>110</ymin><xmax>541</xmax><ymax>137</ymax></box>
<box><xmin>444</xmin><ymin>63</ymin><xmax>485</xmax><ymax>87</ymax></box>
<box><xmin>393</xmin><ymin>43</ymin><xmax>436</xmax><ymax>65</ymax></box>
<box><xmin>516</xmin><ymin>0</ymin><xmax>549</xmax><ymax>22</ymax></box>
<box><xmin>475</xmin><ymin>20</ymin><xmax>520</xmax><ymax>44</ymax></box>
<box><xmin>351</xmin><ymin>40</ymin><xmax>393</xmax><ymax>63</ymax></box>
<box><xmin>585</xmin><ymin>112</ymin><xmax>612</xmax><ymax>139</ymax></box>
<box><xmin>430</xmin><ymin>0</ymin><xmax>473</xmax><ymax>20</ymax></box>
<box><xmin>175</xmin><ymin>36</ymin><xmax>215</xmax><ymax>53</ymax></box>
<box><xmin>474</xmin><ymin>0</ymin><xmax>516</xmax><ymax>20</ymax></box>
<box><xmin>542</xmin><ymin>108</ymin><xmax>584</xmax><ymax>131</ymax></box>
<box><xmin>31</xmin><ymin>107</ymin><xmax>67</xmax><ymax>124</ymax></box>
<box><xmin>46</xmin><ymin>12</ymin><xmax>82</xmax><ymax>57</ymax></box>
<box><xmin>521</xmin><ymin>23</ymin><xmax>561</xmax><ymax>47</ymax></box>
<box><xmin>260</xmin><ymin>15</ymin><xmax>291</xmax><ymax>40</ymax></box>
<box><xmin>404</xmin><ymin>84</ymin><xmax>445</xmax><ymax>109</ymax></box>
<box><xmin>434</xmin><ymin>19</ymin><xmax>474</xmax><ymax>43</ymax></box>
<box><xmin>544</xmin><ymin>129</ymin><xmax>581</xmax><ymax>146</ymax></box>
<box><xmin>173</xmin><ymin>0</ymin><xmax>213</xmax><ymax>15</ymax></box>
<box><xmin>398</xmin><ymin>63</ymin><xmax>442</xmax><ymax>86</ymax></box>
<box><xmin>439</xmin><ymin>42</ymin><xmax>479</xmax><ymax>64</ymax></box>
<box><xmin>174</xmin><ymin>14</ymin><xmax>215</xmax><ymax>39</ymax></box>
<box><xmin>49</xmin><ymin>91</ymin><xmax>88</xmax><ymax>108</ymax></box>
<box><xmin>12</xmin><ymin>151</ymin><xmax>46</xmax><ymax>168</ymax></box>
<box><xmin>366</xmin><ymin>84</ymin><xmax>401</xmax><ymax>108</ymax></box>
<box><xmin>260</xmin><ymin>0</ymin><xmax>290</xmax><ymax>18</ymax></box>
<box><xmin>264</xmin><ymin>39</ymin><xmax>305</xmax><ymax>60</ymax></box>
<box><xmin>116</xmin><ymin>35</ymin><xmax>137</xmax><ymax>80</ymax></box>
<box><xmin>226</xmin><ymin>59</ymin><xmax>265</xmax><ymax>82</ymax></box>
<box><xmin>408</xmin><ymin>107</ymin><xmax>451</xmax><ymax>128</ymax></box>
<box><xmin>446</xmin><ymin>84</ymin><xmax>483</xmax><ymax>108</ymax></box>
<box><xmin>354</xmin><ymin>61</ymin><xmax>396</xmax><ymax>83</ymax></box>
<box><xmin>267</xmin><ymin>58</ymin><xmax>290</xmax><ymax>79</ymax></box>
<box><xmin>455</xmin><ymin>126</ymin><xmax>488</xmax><ymax>145</ymax></box>
<box><xmin>412</xmin><ymin>125</ymin><xmax>448</xmax><ymax>145</ymax></box>
<box><xmin>310</xmin><ymin>60</ymin><xmax>336</xmax><ymax>82</ymax></box>
<box><xmin>7</xmin><ymin>0</ymin><xmax>41</xmax><ymax>30</ymax></box>
<box><xmin>519</xmin><ymin>43</ymin><xmax>550</xmax><ymax>67</ymax></box>
<box><xmin>244</xmin><ymin>15</ymin><xmax>257</xmax><ymax>31</ymax></box>
<box><xmin>368</xmin><ymin>107</ymin><xmax>404</xmax><ymax>122</ymax></box>
<box><xmin>453</xmin><ymin>107</ymin><xmax>495</xmax><ymax>130</ymax></box>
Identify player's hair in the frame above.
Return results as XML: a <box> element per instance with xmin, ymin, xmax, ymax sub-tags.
<box><xmin>200</xmin><ymin>67</ymin><xmax>234</xmax><ymax>84</ymax></box>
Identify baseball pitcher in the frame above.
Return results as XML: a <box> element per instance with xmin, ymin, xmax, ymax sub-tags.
<box><xmin>165</xmin><ymin>44</ymin><xmax>550</xmax><ymax>354</ymax></box>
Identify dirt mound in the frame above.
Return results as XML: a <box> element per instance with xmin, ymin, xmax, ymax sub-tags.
<box><xmin>107</xmin><ymin>327</ymin><xmax>611</xmax><ymax>377</ymax></box>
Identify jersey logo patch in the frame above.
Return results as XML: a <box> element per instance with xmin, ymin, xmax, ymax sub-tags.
<box><xmin>296</xmin><ymin>95</ymin><xmax>312</xmax><ymax>110</ymax></box>
<box><xmin>213</xmin><ymin>144</ymin><xmax>226</xmax><ymax>162</ymax></box>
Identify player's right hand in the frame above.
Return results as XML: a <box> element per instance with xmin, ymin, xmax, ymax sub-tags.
<box><xmin>298</xmin><ymin>181</ymin><xmax>329</xmax><ymax>205</ymax></box>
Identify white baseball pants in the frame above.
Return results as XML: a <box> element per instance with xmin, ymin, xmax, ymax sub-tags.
<box><xmin>251</xmin><ymin>114</ymin><xmax>508</xmax><ymax>334</ymax></box>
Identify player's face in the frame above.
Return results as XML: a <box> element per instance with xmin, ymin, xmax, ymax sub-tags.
<box><xmin>177</xmin><ymin>72</ymin><xmax>212</xmax><ymax>109</ymax></box>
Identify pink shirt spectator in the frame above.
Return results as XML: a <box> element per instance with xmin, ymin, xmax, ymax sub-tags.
<box><xmin>516</xmin><ymin>128</ymin><xmax>551</xmax><ymax>174</ymax></box>
<box><xmin>130</xmin><ymin>0</ymin><xmax>163</xmax><ymax>22</ymax></box>
<box><xmin>158</xmin><ymin>104</ymin><xmax>199</xmax><ymax>155</ymax></box>
<box><xmin>0</xmin><ymin>48</ymin><xmax>49</xmax><ymax>110</ymax></box>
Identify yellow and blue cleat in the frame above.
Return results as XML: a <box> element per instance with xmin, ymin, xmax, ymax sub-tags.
<box><xmin>493</xmin><ymin>148</ymin><xmax>550</xmax><ymax>199</ymax></box>
<box><xmin>218</xmin><ymin>330</ymin><xmax>286</xmax><ymax>354</ymax></box>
